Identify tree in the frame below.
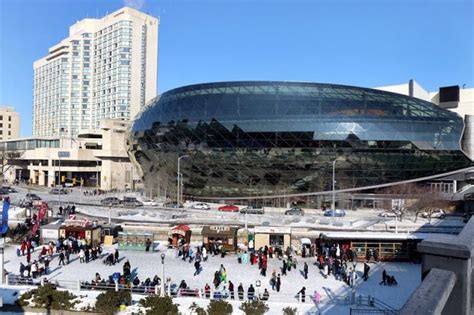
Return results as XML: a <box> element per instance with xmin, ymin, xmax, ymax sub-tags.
<box><xmin>17</xmin><ymin>283</ymin><xmax>78</xmax><ymax>310</ymax></box>
<box><xmin>189</xmin><ymin>302</ymin><xmax>207</xmax><ymax>315</ymax></box>
<box><xmin>140</xmin><ymin>295</ymin><xmax>179</xmax><ymax>315</ymax></box>
<box><xmin>239</xmin><ymin>300</ymin><xmax>269</xmax><ymax>315</ymax></box>
<box><xmin>0</xmin><ymin>145</ymin><xmax>24</xmax><ymax>183</ymax></box>
<box><xmin>282</xmin><ymin>307</ymin><xmax>298</xmax><ymax>315</ymax></box>
<box><xmin>95</xmin><ymin>290</ymin><xmax>131</xmax><ymax>315</ymax></box>
<box><xmin>207</xmin><ymin>300</ymin><xmax>233</xmax><ymax>315</ymax></box>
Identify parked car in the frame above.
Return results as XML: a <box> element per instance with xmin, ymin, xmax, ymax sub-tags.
<box><xmin>49</xmin><ymin>188</ymin><xmax>69</xmax><ymax>195</ymax></box>
<box><xmin>240</xmin><ymin>206</ymin><xmax>265</xmax><ymax>214</ymax></box>
<box><xmin>139</xmin><ymin>198</ymin><xmax>158</xmax><ymax>206</ymax></box>
<box><xmin>2</xmin><ymin>186</ymin><xmax>17</xmax><ymax>193</ymax></box>
<box><xmin>421</xmin><ymin>209</ymin><xmax>446</xmax><ymax>219</ymax></box>
<box><xmin>100</xmin><ymin>197</ymin><xmax>122</xmax><ymax>206</ymax></box>
<box><xmin>26</xmin><ymin>193</ymin><xmax>41</xmax><ymax>201</ymax></box>
<box><xmin>122</xmin><ymin>197</ymin><xmax>144</xmax><ymax>207</ymax></box>
<box><xmin>218</xmin><ymin>204</ymin><xmax>239</xmax><ymax>212</ymax></box>
<box><xmin>285</xmin><ymin>207</ymin><xmax>304</xmax><ymax>215</ymax></box>
<box><xmin>163</xmin><ymin>202</ymin><xmax>184</xmax><ymax>208</ymax></box>
<box><xmin>378</xmin><ymin>210</ymin><xmax>402</xmax><ymax>218</ymax></box>
<box><xmin>324</xmin><ymin>209</ymin><xmax>346</xmax><ymax>217</ymax></box>
<box><xmin>0</xmin><ymin>188</ymin><xmax>9</xmax><ymax>195</ymax></box>
<box><xmin>191</xmin><ymin>203</ymin><xmax>211</xmax><ymax>210</ymax></box>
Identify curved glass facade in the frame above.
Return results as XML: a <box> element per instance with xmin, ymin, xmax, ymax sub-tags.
<box><xmin>128</xmin><ymin>81</ymin><xmax>471</xmax><ymax>198</ymax></box>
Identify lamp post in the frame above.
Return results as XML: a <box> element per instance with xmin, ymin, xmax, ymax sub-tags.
<box><xmin>160</xmin><ymin>253</ymin><xmax>166</xmax><ymax>296</ymax></box>
<box><xmin>177</xmin><ymin>155</ymin><xmax>188</xmax><ymax>205</ymax></box>
<box><xmin>331</xmin><ymin>160</ymin><xmax>336</xmax><ymax>210</ymax></box>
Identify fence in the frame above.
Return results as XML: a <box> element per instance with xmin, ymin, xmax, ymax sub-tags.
<box><xmin>6</xmin><ymin>273</ymin><xmax>350</xmax><ymax>305</ymax></box>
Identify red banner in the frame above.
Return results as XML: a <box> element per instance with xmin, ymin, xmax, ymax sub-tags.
<box><xmin>32</xmin><ymin>202</ymin><xmax>49</xmax><ymax>236</ymax></box>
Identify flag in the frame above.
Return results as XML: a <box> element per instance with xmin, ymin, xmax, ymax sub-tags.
<box><xmin>1</xmin><ymin>197</ymin><xmax>10</xmax><ymax>234</ymax></box>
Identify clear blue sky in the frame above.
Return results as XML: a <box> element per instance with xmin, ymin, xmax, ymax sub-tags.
<box><xmin>0</xmin><ymin>0</ymin><xmax>473</xmax><ymax>137</ymax></box>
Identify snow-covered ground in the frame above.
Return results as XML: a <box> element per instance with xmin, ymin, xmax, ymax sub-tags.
<box><xmin>1</xmin><ymin>242</ymin><xmax>421</xmax><ymax>314</ymax></box>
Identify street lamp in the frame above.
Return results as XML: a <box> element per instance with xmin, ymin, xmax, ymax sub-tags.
<box><xmin>331</xmin><ymin>159</ymin><xmax>336</xmax><ymax>210</ymax></box>
<box><xmin>160</xmin><ymin>253</ymin><xmax>166</xmax><ymax>296</ymax></box>
<box><xmin>177</xmin><ymin>155</ymin><xmax>188</xmax><ymax>205</ymax></box>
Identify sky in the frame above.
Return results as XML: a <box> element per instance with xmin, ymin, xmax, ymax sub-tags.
<box><xmin>0</xmin><ymin>0</ymin><xmax>473</xmax><ymax>137</ymax></box>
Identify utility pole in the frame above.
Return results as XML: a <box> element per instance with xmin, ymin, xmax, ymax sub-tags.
<box><xmin>332</xmin><ymin>160</ymin><xmax>336</xmax><ymax>210</ymax></box>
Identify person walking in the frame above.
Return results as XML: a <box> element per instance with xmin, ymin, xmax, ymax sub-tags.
<box><xmin>303</xmin><ymin>261</ymin><xmax>308</xmax><ymax>279</ymax></box>
<box><xmin>114</xmin><ymin>249</ymin><xmax>119</xmax><ymax>264</ymax></box>
<box><xmin>238</xmin><ymin>283</ymin><xmax>244</xmax><ymax>300</ymax></box>
<box><xmin>282</xmin><ymin>260</ymin><xmax>287</xmax><ymax>276</ymax></box>
<box><xmin>297</xmin><ymin>286</ymin><xmax>306</xmax><ymax>303</ymax></box>
<box><xmin>379</xmin><ymin>269</ymin><xmax>387</xmax><ymax>285</ymax></box>
<box><xmin>194</xmin><ymin>260</ymin><xmax>201</xmax><ymax>276</ymax></box>
<box><xmin>276</xmin><ymin>274</ymin><xmax>281</xmax><ymax>292</ymax></box>
<box><xmin>363</xmin><ymin>263</ymin><xmax>370</xmax><ymax>281</ymax></box>
<box><xmin>270</xmin><ymin>271</ymin><xmax>277</xmax><ymax>290</ymax></box>
<box><xmin>145</xmin><ymin>238</ymin><xmax>152</xmax><ymax>252</ymax></box>
<box><xmin>58</xmin><ymin>251</ymin><xmax>66</xmax><ymax>266</ymax></box>
<box><xmin>229</xmin><ymin>280</ymin><xmax>235</xmax><ymax>299</ymax></box>
<box><xmin>79</xmin><ymin>249</ymin><xmax>85</xmax><ymax>263</ymax></box>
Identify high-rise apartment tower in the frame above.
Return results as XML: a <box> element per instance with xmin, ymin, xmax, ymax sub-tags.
<box><xmin>33</xmin><ymin>7</ymin><xmax>158</xmax><ymax>137</ymax></box>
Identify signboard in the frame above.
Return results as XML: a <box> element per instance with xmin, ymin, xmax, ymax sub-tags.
<box><xmin>41</xmin><ymin>228</ymin><xmax>59</xmax><ymax>239</ymax></box>
<box><xmin>58</xmin><ymin>151</ymin><xmax>70</xmax><ymax>158</ymax></box>
<box><xmin>254</xmin><ymin>226</ymin><xmax>291</xmax><ymax>234</ymax></box>
<box><xmin>210</xmin><ymin>225</ymin><xmax>230</xmax><ymax>232</ymax></box>
<box><xmin>104</xmin><ymin>235</ymin><xmax>114</xmax><ymax>246</ymax></box>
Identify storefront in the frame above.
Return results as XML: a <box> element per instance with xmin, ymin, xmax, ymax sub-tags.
<box><xmin>201</xmin><ymin>225</ymin><xmax>238</xmax><ymax>251</ymax></box>
<box><xmin>117</xmin><ymin>231</ymin><xmax>154</xmax><ymax>251</ymax></box>
<box><xmin>254</xmin><ymin>226</ymin><xmax>291</xmax><ymax>250</ymax></box>
<box><xmin>40</xmin><ymin>222</ymin><xmax>62</xmax><ymax>243</ymax></box>
<box><xmin>170</xmin><ymin>224</ymin><xmax>192</xmax><ymax>247</ymax></box>
<box><xmin>58</xmin><ymin>220</ymin><xmax>102</xmax><ymax>246</ymax></box>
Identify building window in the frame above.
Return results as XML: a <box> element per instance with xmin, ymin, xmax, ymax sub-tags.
<box><xmin>8</xmin><ymin>116</ymin><xmax>11</xmax><ymax>121</ymax></box>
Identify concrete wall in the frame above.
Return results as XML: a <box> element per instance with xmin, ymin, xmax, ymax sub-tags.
<box><xmin>403</xmin><ymin>217</ymin><xmax>474</xmax><ymax>314</ymax></box>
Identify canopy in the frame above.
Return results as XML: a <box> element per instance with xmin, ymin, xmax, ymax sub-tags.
<box><xmin>171</xmin><ymin>224</ymin><xmax>191</xmax><ymax>237</ymax></box>
<box><xmin>300</xmin><ymin>238</ymin><xmax>311</xmax><ymax>245</ymax></box>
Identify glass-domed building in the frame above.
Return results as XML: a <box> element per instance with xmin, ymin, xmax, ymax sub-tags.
<box><xmin>128</xmin><ymin>81</ymin><xmax>471</xmax><ymax>198</ymax></box>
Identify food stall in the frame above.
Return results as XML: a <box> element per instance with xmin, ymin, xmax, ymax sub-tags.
<box><xmin>40</xmin><ymin>221</ymin><xmax>62</xmax><ymax>244</ymax></box>
<box><xmin>169</xmin><ymin>224</ymin><xmax>192</xmax><ymax>247</ymax></box>
<box><xmin>201</xmin><ymin>225</ymin><xmax>238</xmax><ymax>251</ymax></box>
<box><xmin>254</xmin><ymin>226</ymin><xmax>292</xmax><ymax>250</ymax></box>
<box><xmin>58</xmin><ymin>220</ymin><xmax>102</xmax><ymax>246</ymax></box>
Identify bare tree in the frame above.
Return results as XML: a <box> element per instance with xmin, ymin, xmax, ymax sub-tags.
<box><xmin>0</xmin><ymin>147</ymin><xmax>24</xmax><ymax>184</ymax></box>
<box><xmin>379</xmin><ymin>183</ymin><xmax>452</xmax><ymax>222</ymax></box>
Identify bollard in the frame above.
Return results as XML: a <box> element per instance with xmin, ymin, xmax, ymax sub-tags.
<box><xmin>167</xmin><ymin>282</ymin><xmax>171</xmax><ymax>296</ymax></box>
<box><xmin>155</xmin><ymin>285</ymin><xmax>158</xmax><ymax>295</ymax></box>
<box><xmin>77</xmin><ymin>280</ymin><xmax>81</xmax><ymax>292</ymax></box>
<box><xmin>210</xmin><ymin>287</ymin><xmax>214</xmax><ymax>300</ymax></box>
<box><xmin>40</xmin><ymin>278</ymin><xmax>44</xmax><ymax>286</ymax></box>
<box><xmin>115</xmin><ymin>280</ymin><xmax>119</xmax><ymax>292</ymax></box>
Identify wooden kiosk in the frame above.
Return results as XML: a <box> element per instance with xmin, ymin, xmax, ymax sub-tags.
<box><xmin>58</xmin><ymin>220</ymin><xmax>102</xmax><ymax>246</ymax></box>
<box><xmin>170</xmin><ymin>224</ymin><xmax>192</xmax><ymax>247</ymax></box>
<box><xmin>201</xmin><ymin>225</ymin><xmax>238</xmax><ymax>252</ymax></box>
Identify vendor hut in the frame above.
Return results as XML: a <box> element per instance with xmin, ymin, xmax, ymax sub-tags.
<box><xmin>201</xmin><ymin>225</ymin><xmax>238</xmax><ymax>251</ymax></box>
<box><xmin>254</xmin><ymin>226</ymin><xmax>291</xmax><ymax>250</ymax></box>
<box><xmin>170</xmin><ymin>224</ymin><xmax>192</xmax><ymax>247</ymax></box>
<box><xmin>59</xmin><ymin>219</ymin><xmax>102</xmax><ymax>246</ymax></box>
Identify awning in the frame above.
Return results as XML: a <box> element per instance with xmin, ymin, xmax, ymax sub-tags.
<box><xmin>202</xmin><ymin>225</ymin><xmax>238</xmax><ymax>236</ymax></box>
<box><xmin>171</xmin><ymin>224</ymin><xmax>191</xmax><ymax>236</ymax></box>
<box><xmin>300</xmin><ymin>238</ymin><xmax>311</xmax><ymax>245</ymax></box>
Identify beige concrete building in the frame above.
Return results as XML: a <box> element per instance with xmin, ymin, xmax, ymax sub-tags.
<box><xmin>33</xmin><ymin>7</ymin><xmax>159</xmax><ymax>138</ymax></box>
<box><xmin>1</xmin><ymin>119</ymin><xmax>139</xmax><ymax>191</ymax></box>
<box><xmin>0</xmin><ymin>106</ymin><xmax>20</xmax><ymax>140</ymax></box>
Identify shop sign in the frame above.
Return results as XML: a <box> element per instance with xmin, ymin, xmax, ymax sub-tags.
<box><xmin>42</xmin><ymin>228</ymin><xmax>58</xmax><ymax>239</ymax></box>
<box><xmin>254</xmin><ymin>226</ymin><xmax>291</xmax><ymax>234</ymax></box>
<box><xmin>210</xmin><ymin>225</ymin><xmax>230</xmax><ymax>232</ymax></box>
<box><xmin>64</xmin><ymin>219</ymin><xmax>90</xmax><ymax>228</ymax></box>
